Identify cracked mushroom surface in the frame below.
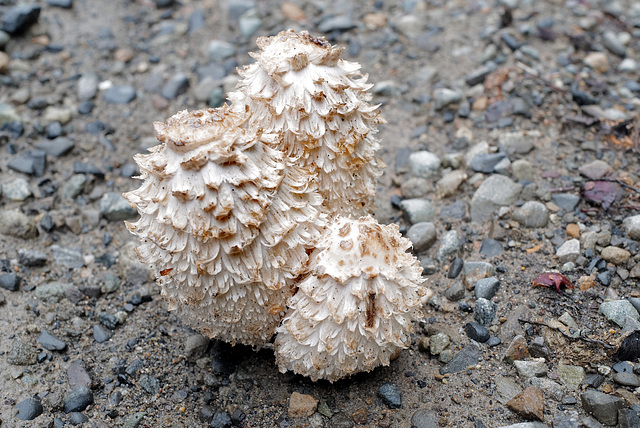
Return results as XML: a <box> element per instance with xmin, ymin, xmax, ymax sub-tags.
<box><xmin>229</xmin><ymin>29</ymin><xmax>385</xmax><ymax>218</ymax></box>
<box><xmin>124</xmin><ymin>106</ymin><xmax>325</xmax><ymax>346</ymax></box>
<box><xmin>274</xmin><ymin>216</ymin><xmax>432</xmax><ymax>382</ymax></box>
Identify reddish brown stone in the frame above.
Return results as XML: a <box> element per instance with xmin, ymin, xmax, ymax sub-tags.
<box><xmin>507</xmin><ymin>386</ymin><xmax>544</xmax><ymax>421</ymax></box>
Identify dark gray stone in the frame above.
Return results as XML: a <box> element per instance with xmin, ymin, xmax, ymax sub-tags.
<box><xmin>581</xmin><ymin>390</ymin><xmax>624</xmax><ymax>426</ymax></box>
<box><xmin>613</xmin><ymin>372</ymin><xmax>640</xmax><ymax>387</ymax></box>
<box><xmin>34</xmin><ymin>137</ymin><xmax>74</xmax><ymax>157</ymax></box>
<box><xmin>475</xmin><ymin>277</ymin><xmax>500</xmax><ymax>300</ymax></box>
<box><xmin>440</xmin><ymin>343</ymin><xmax>479</xmax><ymax>374</ymax></box>
<box><xmin>474</xmin><ymin>298</ymin><xmax>497</xmax><ymax>326</ymax></box>
<box><xmin>18</xmin><ymin>249</ymin><xmax>47</xmax><ymax>267</ymax></box>
<box><xmin>469</xmin><ymin>153</ymin><xmax>508</xmax><ymax>174</ymax></box>
<box><xmin>551</xmin><ymin>193</ymin><xmax>580</xmax><ymax>211</ymax></box>
<box><xmin>162</xmin><ymin>72</ymin><xmax>189</xmax><ymax>100</ymax></box>
<box><xmin>1</xmin><ymin>5</ymin><xmax>41</xmax><ymax>34</ymax></box>
<box><xmin>99</xmin><ymin>312</ymin><xmax>119</xmax><ymax>330</ymax></box>
<box><xmin>465</xmin><ymin>66</ymin><xmax>491</xmax><ymax>86</ymax></box>
<box><xmin>464</xmin><ymin>322</ymin><xmax>490</xmax><ymax>343</ymax></box>
<box><xmin>47</xmin><ymin>0</ymin><xmax>73</xmax><ymax>8</ymax></box>
<box><xmin>0</xmin><ymin>273</ymin><xmax>20</xmax><ymax>291</ymax></box>
<box><xmin>37</xmin><ymin>330</ymin><xmax>67</xmax><ymax>351</ymax></box>
<box><xmin>210</xmin><ymin>412</ymin><xmax>232</xmax><ymax>428</ymax></box>
<box><xmin>103</xmin><ymin>85</ymin><xmax>136</xmax><ymax>104</ymax></box>
<box><xmin>480</xmin><ymin>238</ymin><xmax>503</xmax><ymax>257</ymax></box>
<box><xmin>63</xmin><ymin>386</ymin><xmax>94</xmax><ymax>413</ymax></box>
<box><xmin>619</xmin><ymin>405</ymin><xmax>640</xmax><ymax>428</ymax></box>
<box><xmin>378</xmin><ymin>383</ymin><xmax>402</xmax><ymax>409</ymax></box>
<box><xmin>15</xmin><ymin>397</ymin><xmax>43</xmax><ymax>420</ymax></box>
<box><xmin>68</xmin><ymin>412</ymin><xmax>89</xmax><ymax>425</ymax></box>
<box><xmin>93</xmin><ymin>325</ymin><xmax>113</xmax><ymax>343</ymax></box>
<box><xmin>444</xmin><ymin>281</ymin><xmax>465</xmax><ymax>301</ymax></box>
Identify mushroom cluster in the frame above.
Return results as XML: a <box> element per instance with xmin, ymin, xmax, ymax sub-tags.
<box><xmin>124</xmin><ymin>30</ymin><xmax>432</xmax><ymax>381</ymax></box>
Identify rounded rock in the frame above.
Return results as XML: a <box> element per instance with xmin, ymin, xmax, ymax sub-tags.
<box><xmin>409</xmin><ymin>151</ymin><xmax>441</xmax><ymax>178</ymax></box>
<box><xmin>378</xmin><ymin>383</ymin><xmax>402</xmax><ymax>409</ymax></box>
<box><xmin>407</xmin><ymin>222</ymin><xmax>437</xmax><ymax>253</ymax></box>
<box><xmin>512</xmin><ymin>201</ymin><xmax>549</xmax><ymax>228</ymax></box>
<box><xmin>63</xmin><ymin>386</ymin><xmax>93</xmax><ymax>413</ymax></box>
<box><xmin>15</xmin><ymin>397</ymin><xmax>43</xmax><ymax>421</ymax></box>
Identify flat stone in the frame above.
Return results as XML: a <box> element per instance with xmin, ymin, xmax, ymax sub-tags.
<box><xmin>410</xmin><ymin>409</ymin><xmax>438</xmax><ymax>428</ymax></box>
<box><xmin>400</xmin><ymin>198</ymin><xmax>434</xmax><ymax>224</ymax></box>
<box><xmin>93</xmin><ymin>324</ymin><xmax>113</xmax><ymax>343</ymax></box>
<box><xmin>475</xmin><ymin>277</ymin><xmax>500</xmax><ymax>300</ymax></box>
<box><xmin>18</xmin><ymin>249</ymin><xmax>47</xmax><ymax>267</ymax></box>
<box><xmin>207</xmin><ymin>39</ymin><xmax>236</xmax><ymax>62</ymax></box>
<box><xmin>552</xmin><ymin>193</ymin><xmax>580</xmax><ymax>211</ymax></box>
<box><xmin>161</xmin><ymin>72</ymin><xmax>189</xmax><ymax>100</ymax></box>
<box><xmin>68</xmin><ymin>360</ymin><xmax>92</xmax><ymax>389</ymax></box>
<box><xmin>8</xmin><ymin>338</ymin><xmax>37</xmax><ymax>365</ymax></box>
<box><xmin>64</xmin><ymin>386</ymin><xmax>93</xmax><ymax>413</ymax></box>
<box><xmin>480</xmin><ymin>238</ymin><xmax>503</xmax><ymax>257</ymax></box>
<box><xmin>100</xmin><ymin>192</ymin><xmax>138</xmax><ymax>221</ymax></box>
<box><xmin>603</xmin><ymin>31</ymin><xmax>626</xmax><ymax>57</ymax></box>
<box><xmin>514</xmin><ymin>359</ymin><xmax>547</xmax><ymax>379</ymax></box>
<box><xmin>35</xmin><ymin>282</ymin><xmax>71</xmax><ymax>301</ymax></box>
<box><xmin>512</xmin><ymin>201</ymin><xmax>549</xmax><ymax>228</ymax></box>
<box><xmin>579</xmin><ymin>160</ymin><xmax>612</xmax><ymax>180</ymax></box>
<box><xmin>471</xmin><ymin>175</ymin><xmax>522</xmax><ymax>222</ymax></box>
<box><xmin>409</xmin><ymin>151</ymin><xmax>441</xmax><ymax>178</ymax></box>
<box><xmin>408</xmin><ymin>222</ymin><xmax>437</xmax><ymax>252</ymax></box>
<box><xmin>506</xmin><ymin>386</ymin><xmax>544</xmax><ymax>421</ymax></box>
<box><xmin>495</xmin><ymin>375</ymin><xmax>523</xmax><ymax>405</ymax></box>
<box><xmin>288</xmin><ymin>392</ymin><xmax>318</xmax><ymax>417</ymax></box>
<box><xmin>469</xmin><ymin>153</ymin><xmax>507</xmax><ymax>173</ymax></box>
<box><xmin>599</xmin><ymin>300</ymin><xmax>639</xmax><ymax>327</ymax></box>
<box><xmin>15</xmin><ymin>397</ymin><xmax>43</xmax><ymax>421</ymax></box>
<box><xmin>504</xmin><ymin>335</ymin><xmax>530</xmax><ymax>363</ymax></box>
<box><xmin>556</xmin><ymin>239</ymin><xmax>580</xmax><ymax>263</ymax></box>
<box><xmin>440</xmin><ymin>342</ymin><xmax>479</xmax><ymax>374</ymax></box>
<box><xmin>557</xmin><ymin>364</ymin><xmax>584</xmax><ymax>390</ymax></box>
<box><xmin>581</xmin><ymin>390</ymin><xmax>624</xmax><ymax>426</ymax></box>
<box><xmin>52</xmin><ymin>245</ymin><xmax>83</xmax><ymax>269</ymax></box>
<box><xmin>37</xmin><ymin>330</ymin><xmax>67</xmax><ymax>351</ymax></box>
<box><xmin>103</xmin><ymin>85</ymin><xmax>136</xmax><ymax>104</ymax></box>
<box><xmin>34</xmin><ymin>137</ymin><xmax>74</xmax><ymax>157</ymax></box>
<box><xmin>436</xmin><ymin>230</ymin><xmax>460</xmax><ymax>263</ymax></box>
<box><xmin>601</xmin><ymin>246</ymin><xmax>630</xmax><ymax>265</ymax></box>
<box><xmin>613</xmin><ymin>372</ymin><xmax>640</xmax><ymax>387</ymax></box>
<box><xmin>464</xmin><ymin>261</ymin><xmax>495</xmax><ymax>287</ymax></box>
<box><xmin>61</xmin><ymin>174</ymin><xmax>87</xmax><ymax>200</ymax></box>
<box><xmin>402</xmin><ymin>177</ymin><xmax>430</xmax><ymax>199</ymax></box>
<box><xmin>498</xmin><ymin>131</ymin><xmax>540</xmax><ymax>155</ymax></box>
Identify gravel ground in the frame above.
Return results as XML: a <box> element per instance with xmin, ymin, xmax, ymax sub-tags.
<box><xmin>2</xmin><ymin>0</ymin><xmax>640</xmax><ymax>427</ymax></box>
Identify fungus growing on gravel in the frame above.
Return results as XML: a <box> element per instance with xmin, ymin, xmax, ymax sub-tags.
<box><xmin>229</xmin><ymin>29</ymin><xmax>385</xmax><ymax>218</ymax></box>
<box><xmin>274</xmin><ymin>216</ymin><xmax>432</xmax><ymax>382</ymax></box>
<box><xmin>124</xmin><ymin>106</ymin><xmax>325</xmax><ymax>346</ymax></box>
<box><xmin>124</xmin><ymin>31</ymin><xmax>432</xmax><ymax>380</ymax></box>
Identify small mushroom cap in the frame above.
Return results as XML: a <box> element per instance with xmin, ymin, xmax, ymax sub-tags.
<box><xmin>154</xmin><ymin>105</ymin><xmax>244</xmax><ymax>154</ymax></box>
<box><xmin>274</xmin><ymin>216</ymin><xmax>431</xmax><ymax>382</ymax></box>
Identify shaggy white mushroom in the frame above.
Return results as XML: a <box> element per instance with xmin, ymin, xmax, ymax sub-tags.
<box><xmin>124</xmin><ymin>106</ymin><xmax>324</xmax><ymax>346</ymax></box>
<box><xmin>229</xmin><ymin>30</ymin><xmax>385</xmax><ymax>217</ymax></box>
<box><xmin>274</xmin><ymin>216</ymin><xmax>432</xmax><ymax>382</ymax></box>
